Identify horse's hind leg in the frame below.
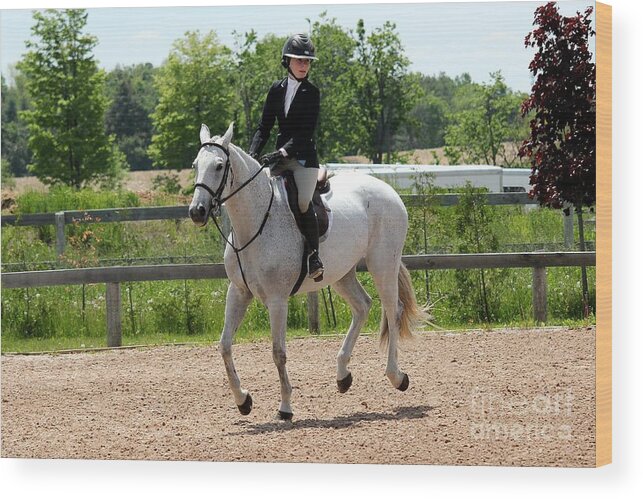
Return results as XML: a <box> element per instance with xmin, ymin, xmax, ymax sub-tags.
<box><xmin>220</xmin><ymin>283</ymin><xmax>254</xmax><ymax>415</ymax></box>
<box><xmin>367</xmin><ymin>255</ymin><xmax>408</xmax><ymax>391</ymax></box>
<box><xmin>331</xmin><ymin>268</ymin><xmax>372</xmax><ymax>393</ymax></box>
<box><xmin>267</xmin><ymin>298</ymin><xmax>294</xmax><ymax>420</ymax></box>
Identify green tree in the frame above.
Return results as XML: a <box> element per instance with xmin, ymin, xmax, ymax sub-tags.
<box><xmin>354</xmin><ymin>20</ymin><xmax>419</xmax><ymax>164</ymax></box>
<box><xmin>149</xmin><ymin>31</ymin><xmax>236</xmax><ymax>170</ymax></box>
<box><xmin>444</xmin><ymin>72</ymin><xmax>529</xmax><ymax>167</ymax></box>
<box><xmin>105</xmin><ymin>63</ymin><xmax>158</xmax><ymax>170</ymax></box>
<box><xmin>519</xmin><ymin>2</ymin><xmax>596</xmax><ymax>317</ymax></box>
<box><xmin>453</xmin><ymin>183</ymin><xmax>501</xmax><ymax>323</ymax></box>
<box><xmin>408</xmin><ymin>171</ymin><xmax>438</xmax><ymax>301</ymax></box>
<box><xmin>1</xmin><ymin>70</ymin><xmax>32</xmax><ymax>177</ymax></box>
<box><xmin>396</xmin><ymin>72</ymin><xmax>474</xmax><ymax>151</ymax></box>
<box><xmin>310</xmin><ymin>13</ymin><xmax>364</xmax><ymax>161</ymax></box>
<box><xmin>398</xmin><ymin>75</ymin><xmax>449</xmax><ymax>150</ymax></box>
<box><xmin>232</xmin><ymin>31</ymin><xmax>285</xmax><ymax>150</ymax></box>
<box><xmin>424</xmin><ymin>72</ymin><xmax>473</xmax><ymax>105</ymax></box>
<box><xmin>17</xmin><ymin>9</ymin><xmax>125</xmax><ymax>189</ymax></box>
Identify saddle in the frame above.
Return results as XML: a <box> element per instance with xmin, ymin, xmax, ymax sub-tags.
<box><xmin>278</xmin><ymin>166</ymin><xmax>331</xmax><ymax>239</ymax></box>
<box><xmin>277</xmin><ymin>166</ymin><xmax>332</xmax><ymax>295</ymax></box>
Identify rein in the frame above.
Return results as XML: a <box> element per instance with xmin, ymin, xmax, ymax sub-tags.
<box><xmin>195</xmin><ymin>142</ymin><xmax>270</xmax><ymax>207</ymax></box>
<box><xmin>194</xmin><ymin>141</ymin><xmax>274</xmax><ymax>290</ymax></box>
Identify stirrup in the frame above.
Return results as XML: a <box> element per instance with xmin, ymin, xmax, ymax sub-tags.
<box><xmin>307</xmin><ymin>251</ymin><xmax>324</xmax><ymax>281</ymax></box>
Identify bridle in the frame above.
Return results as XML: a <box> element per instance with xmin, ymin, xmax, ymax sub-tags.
<box><xmin>193</xmin><ymin>141</ymin><xmax>234</xmax><ymax>219</ymax></box>
<box><xmin>194</xmin><ymin>141</ymin><xmax>274</xmax><ymax>224</ymax></box>
<box><xmin>193</xmin><ymin>141</ymin><xmax>275</xmax><ymax>290</ymax></box>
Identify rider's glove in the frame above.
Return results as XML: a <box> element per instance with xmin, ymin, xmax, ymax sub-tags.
<box><xmin>260</xmin><ymin>150</ymin><xmax>284</xmax><ymax>170</ymax></box>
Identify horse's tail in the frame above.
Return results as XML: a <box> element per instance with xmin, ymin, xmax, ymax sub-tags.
<box><xmin>379</xmin><ymin>262</ymin><xmax>429</xmax><ymax>350</ymax></box>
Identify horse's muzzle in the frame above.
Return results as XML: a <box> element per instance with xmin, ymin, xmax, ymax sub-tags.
<box><xmin>189</xmin><ymin>203</ymin><xmax>208</xmax><ymax>225</ymax></box>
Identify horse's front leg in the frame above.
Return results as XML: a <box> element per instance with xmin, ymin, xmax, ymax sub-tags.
<box><xmin>267</xmin><ymin>298</ymin><xmax>293</xmax><ymax>420</ymax></box>
<box><xmin>220</xmin><ymin>282</ymin><xmax>254</xmax><ymax>415</ymax></box>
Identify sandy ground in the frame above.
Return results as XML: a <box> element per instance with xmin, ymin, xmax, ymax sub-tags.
<box><xmin>1</xmin><ymin>327</ymin><xmax>595</xmax><ymax>466</ymax></box>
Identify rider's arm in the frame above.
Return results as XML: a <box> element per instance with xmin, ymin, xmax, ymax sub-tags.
<box><xmin>249</xmin><ymin>83</ymin><xmax>280</xmax><ymax>158</ymax></box>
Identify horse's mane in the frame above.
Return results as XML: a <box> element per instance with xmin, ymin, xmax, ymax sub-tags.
<box><xmin>227</xmin><ymin>141</ymin><xmax>262</xmax><ymax>170</ymax></box>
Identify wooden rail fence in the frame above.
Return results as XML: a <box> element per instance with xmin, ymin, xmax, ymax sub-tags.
<box><xmin>0</xmin><ymin>192</ymin><xmax>586</xmax><ymax>257</ymax></box>
<box><xmin>1</xmin><ymin>193</ymin><xmax>539</xmax><ymax>228</ymax></box>
<box><xmin>1</xmin><ymin>251</ymin><xmax>595</xmax><ymax>348</ymax></box>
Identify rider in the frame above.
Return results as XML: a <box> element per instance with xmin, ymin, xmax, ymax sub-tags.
<box><xmin>248</xmin><ymin>33</ymin><xmax>324</xmax><ymax>280</ymax></box>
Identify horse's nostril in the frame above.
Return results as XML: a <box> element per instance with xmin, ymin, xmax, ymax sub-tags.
<box><xmin>189</xmin><ymin>204</ymin><xmax>206</xmax><ymax>223</ymax></box>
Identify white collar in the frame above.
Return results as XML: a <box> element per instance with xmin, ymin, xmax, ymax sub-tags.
<box><xmin>284</xmin><ymin>76</ymin><xmax>301</xmax><ymax>116</ymax></box>
<box><xmin>287</xmin><ymin>74</ymin><xmax>302</xmax><ymax>87</ymax></box>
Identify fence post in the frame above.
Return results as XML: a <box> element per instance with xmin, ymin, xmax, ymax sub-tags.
<box><xmin>307</xmin><ymin>291</ymin><xmax>320</xmax><ymax>335</ymax></box>
<box><xmin>55</xmin><ymin>211</ymin><xmax>66</xmax><ymax>257</ymax></box>
<box><xmin>532</xmin><ymin>266</ymin><xmax>548</xmax><ymax>323</ymax></box>
<box><xmin>106</xmin><ymin>282</ymin><xmax>122</xmax><ymax>347</ymax></box>
<box><xmin>563</xmin><ymin>205</ymin><xmax>574</xmax><ymax>249</ymax></box>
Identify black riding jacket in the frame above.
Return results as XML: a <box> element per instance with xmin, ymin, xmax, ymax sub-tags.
<box><xmin>249</xmin><ymin>77</ymin><xmax>320</xmax><ymax>169</ymax></box>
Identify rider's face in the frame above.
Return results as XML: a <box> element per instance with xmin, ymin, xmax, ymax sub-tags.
<box><xmin>289</xmin><ymin>58</ymin><xmax>311</xmax><ymax>79</ymax></box>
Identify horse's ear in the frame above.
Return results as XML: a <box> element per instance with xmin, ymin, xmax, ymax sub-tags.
<box><xmin>200</xmin><ymin>124</ymin><xmax>211</xmax><ymax>145</ymax></box>
<box><xmin>221</xmin><ymin>122</ymin><xmax>234</xmax><ymax>148</ymax></box>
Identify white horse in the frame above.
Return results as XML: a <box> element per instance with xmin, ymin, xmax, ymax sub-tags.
<box><xmin>189</xmin><ymin>123</ymin><xmax>425</xmax><ymax>420</ymax></box>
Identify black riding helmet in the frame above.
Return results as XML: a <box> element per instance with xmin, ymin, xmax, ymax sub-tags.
<box><xmin>281</xmin><ymin>34</ymin><xmax>318</xmax><ymax>78</ymax></box>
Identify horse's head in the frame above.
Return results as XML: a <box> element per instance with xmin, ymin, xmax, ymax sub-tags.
<box><xmin>189</xmin><ymin>122</ymin><xmax>234</xmax><ymax>226</ymax></box>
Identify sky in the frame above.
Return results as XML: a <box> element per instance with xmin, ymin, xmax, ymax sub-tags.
<box><xmin>1</xmin><ymin>0</ymin><xmax>595</xmax><ymax>93</ymax></box>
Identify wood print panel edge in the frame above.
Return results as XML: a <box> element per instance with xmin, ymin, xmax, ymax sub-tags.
<box><xmin>596</xmin><ymin>0</ymin><xmax>612</xmax><ymax>467</ymax></box>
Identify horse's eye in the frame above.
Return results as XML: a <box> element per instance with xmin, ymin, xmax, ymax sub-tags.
<box><xmin>191</xmin><ymin>161</ymin><xmax>197</xmax><ymax>169</ymax></box>
<box><xmin>216</xmin><ymin>162</ymin><xmax>223</xmax><ymax>171</ymax></box>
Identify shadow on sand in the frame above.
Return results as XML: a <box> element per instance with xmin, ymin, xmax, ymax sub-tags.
<box><xmin>227</xmin><ymin>405</ymin><xmax>434</xmax><ymax>436</ymax></box>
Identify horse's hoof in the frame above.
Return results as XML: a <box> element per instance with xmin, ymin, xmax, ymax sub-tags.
<box><xmin>337</xmin><ymin>372</ymin><xmax>353</xmax><ymax>393</ymax></box>
<box><xmin>397</xmin><ymin>373</ymin><xmax>410</xmax><ymax>392</ymax></box>
<box><xmin>237</xmin><ymin>394</ymin><xmax>253</xmax><ymax>415</ymax></box>
<box><xmin>277</xmin><ymin>410</ymin><xmax>293</xmax><ymax>421</ymax></box>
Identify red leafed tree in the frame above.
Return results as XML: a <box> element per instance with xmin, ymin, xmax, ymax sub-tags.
<box><xmin>519</xmin><ymin>2</ymin><xmax>596</xmax><ymax>317</ymax></box>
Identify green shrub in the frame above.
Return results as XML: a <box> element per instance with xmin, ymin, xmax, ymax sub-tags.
<box><xmin>152</xmin><ymin>172</ymin><xmax>182</xmax><ymax>194</ymax></box>
<box><xmin>15</xmin><ymin>185</ymin><xmax>139</xmax><ymax>214</ymax></box>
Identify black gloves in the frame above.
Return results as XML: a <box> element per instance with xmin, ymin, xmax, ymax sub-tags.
<box><xmin>260</xmin><ymin>150</ymin><xmax>284</xmax><ymax>170</ymax></box>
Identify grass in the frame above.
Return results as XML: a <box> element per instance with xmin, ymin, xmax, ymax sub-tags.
<box><xmin>1</xmin><ymin>184</ymin><xmax>597</xmax><ymax>353</ymax></box>
<box><xmin>0</xmin><ymin>266</ymin><xmax>595</xmax><ymax>354</ymax></box>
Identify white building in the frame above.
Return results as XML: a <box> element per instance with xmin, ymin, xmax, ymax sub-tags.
<box><xmin>326</xmin><ymin>164</ymin><xmax>532</xmax><ymax>193</ymax></box>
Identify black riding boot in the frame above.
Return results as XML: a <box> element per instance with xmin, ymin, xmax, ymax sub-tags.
<box><xmin>301</xmin><ymin>204</ymin><xmax>324</xmax><ymax>280</ymax></box>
